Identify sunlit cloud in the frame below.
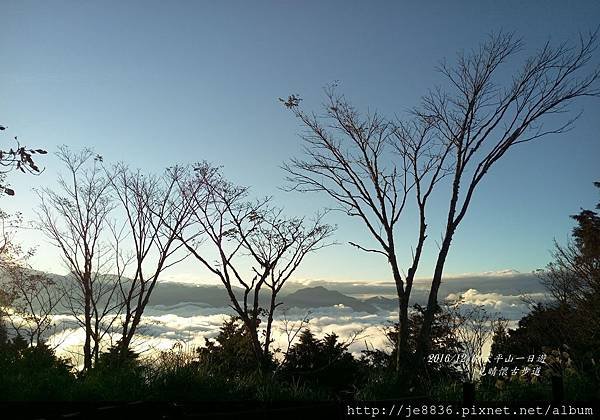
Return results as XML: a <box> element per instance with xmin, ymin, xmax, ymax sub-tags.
<box><xmin>38</xmin><ymin>270</ymin><xmax>549</xmax><ymax>363</ymax></box>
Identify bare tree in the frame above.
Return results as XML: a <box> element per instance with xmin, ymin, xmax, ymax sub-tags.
<box><xmin>281</xmin><ymin>87</ymin><xmax>450</xmax><ymax>371</ymax></box>
<box><xmin>537</xmin><ymin>241</ymin><xmax>589</xmax><ymax>306</ymax></box>
<box><xmin>277</xmin><ymin>309</ymin><xmax>311</xmax><ymax>367</ymax></box>
<box><xmin>106</xmin><ymin>164</ymin><xmax>197</xmax><ymax>357</ymax></box>
<box><xmin>35</xmin><ymin>146</ymin><xmax>122</xmax><ymax>370</ymax></box>
<box><xmin>415</xmin><ymin>31</ymin><xmax>600</xmax><ymax>362</ymax></box>
<box><xmin>446</xmin><ymin>301</ymin><xmax>507</xmax><ymax>383</ymax></box>
<box><xmin>178</xmin><ymin>163</ymin><xmax>334</xmax><ymax>368</ymax></box>
<box><xmin>2</xmin><ymin>268</ymin><xmax>65</xmax><ymax>346</ymax></box>
<box><xmin>0</xmin><ymin>210</ymin><xmax>65</xmax><ymax>345</ymax></box>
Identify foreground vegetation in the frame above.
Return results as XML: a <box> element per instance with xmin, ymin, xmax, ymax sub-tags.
<box><xmin>0</xmin><ymin>311</ymin><xmax>598</xmax><ymax>402</ymax></box>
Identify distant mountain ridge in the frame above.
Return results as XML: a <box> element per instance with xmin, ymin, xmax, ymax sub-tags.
<box><xmin>5</xmin><ymin>268</ymin><xmax>544</xmax><ymax>316</ymax></box>
<box><xmin>4</xmin><ymin>270</ymin><xmax>390</xmax><ymax>315</ymax></box>
<box><xmin>149</xmin><ymin>283</ymin><xmax>386</xmax><ymax>314</ymax></box>
<box><xmin>363</xmin><ymin>295</ymin><xmax>397</xmax><ymax>311</ymax></box>
<box><xmin>280</xmin><ymin>286</ymin><xmax>379</xmax><ymax>313</ymax></box>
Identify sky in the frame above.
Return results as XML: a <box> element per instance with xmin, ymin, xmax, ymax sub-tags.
<box><xmin>1</xmin><ymin>0</ymin><xmax>599</xmax><ymax>285</ymax></box>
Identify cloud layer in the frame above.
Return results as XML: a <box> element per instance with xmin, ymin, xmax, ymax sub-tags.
<box><xmin>40</xmin><ymin>270</ymin><xmax>548</xmax><ymax>363</ymax></box>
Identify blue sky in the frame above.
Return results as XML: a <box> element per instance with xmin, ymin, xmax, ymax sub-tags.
<box><xmin>1</xmin><ymin>0</ymin><xmax>599</xmax><ymax>283</ymax></box>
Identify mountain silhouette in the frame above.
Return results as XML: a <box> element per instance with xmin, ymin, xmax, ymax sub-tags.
<box><xmin>280</xmin><ymin>286</ymin><xmax>379</xmax><ymax>313</ymax></box>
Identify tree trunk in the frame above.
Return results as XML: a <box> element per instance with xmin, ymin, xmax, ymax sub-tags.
<box><xmin>120</xmin><ymin>309</ymin><xmax>145</xmax><ymax>355</ymax></box>
<box><xmin>397</xmin><ymin>295</ymin><xmax>409</xmax><ymax>373</ymax></box>
<box><xmin>248</xmin><ymin>320</ymin><xmax>265</xmax><ymax>370</ymax></box>
<box><xmin>415</xmin><ymin>230</ymin><xmax>454</xmax><ymax>369</ymax></box>
<box><xmin>263</xmin><ymin>293</ymin><xmax>277</xmax><ymax>355</ymax></box>
<box><xmin>83</xmin><ymin>296</ymin><xmax>93</xmax><ymax>371</ymax></box>
<box><xmin>390</xmin><ymin>255</ymin><xmax>408</xmax><ymax>373</ymax></box>
<box><xmin>93</xmin><ymin>332</ymin><xmax>99</xmax><ymax>366</ymax></box>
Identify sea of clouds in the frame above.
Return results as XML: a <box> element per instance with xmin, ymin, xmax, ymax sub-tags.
<box><xmin>43</xmin><ymin>270</ymin><xmax>548</xmax><ymax>365</ymax></box>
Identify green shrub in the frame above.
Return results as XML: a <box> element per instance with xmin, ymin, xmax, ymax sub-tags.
<box><xmin>0</xmin><ymin>336</ymin><xmax>75</xmax><ymax>400</ymax></box>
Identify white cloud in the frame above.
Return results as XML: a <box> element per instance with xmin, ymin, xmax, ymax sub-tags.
<box><xmin>446</xmin><ymin>288</ymin><xmax>547</xmax><ymax>319</ymax></box>
<box><xmin>37</xmin><ymin>269</ymin><xmax>551</xmax><ymax>365</ymax></box>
